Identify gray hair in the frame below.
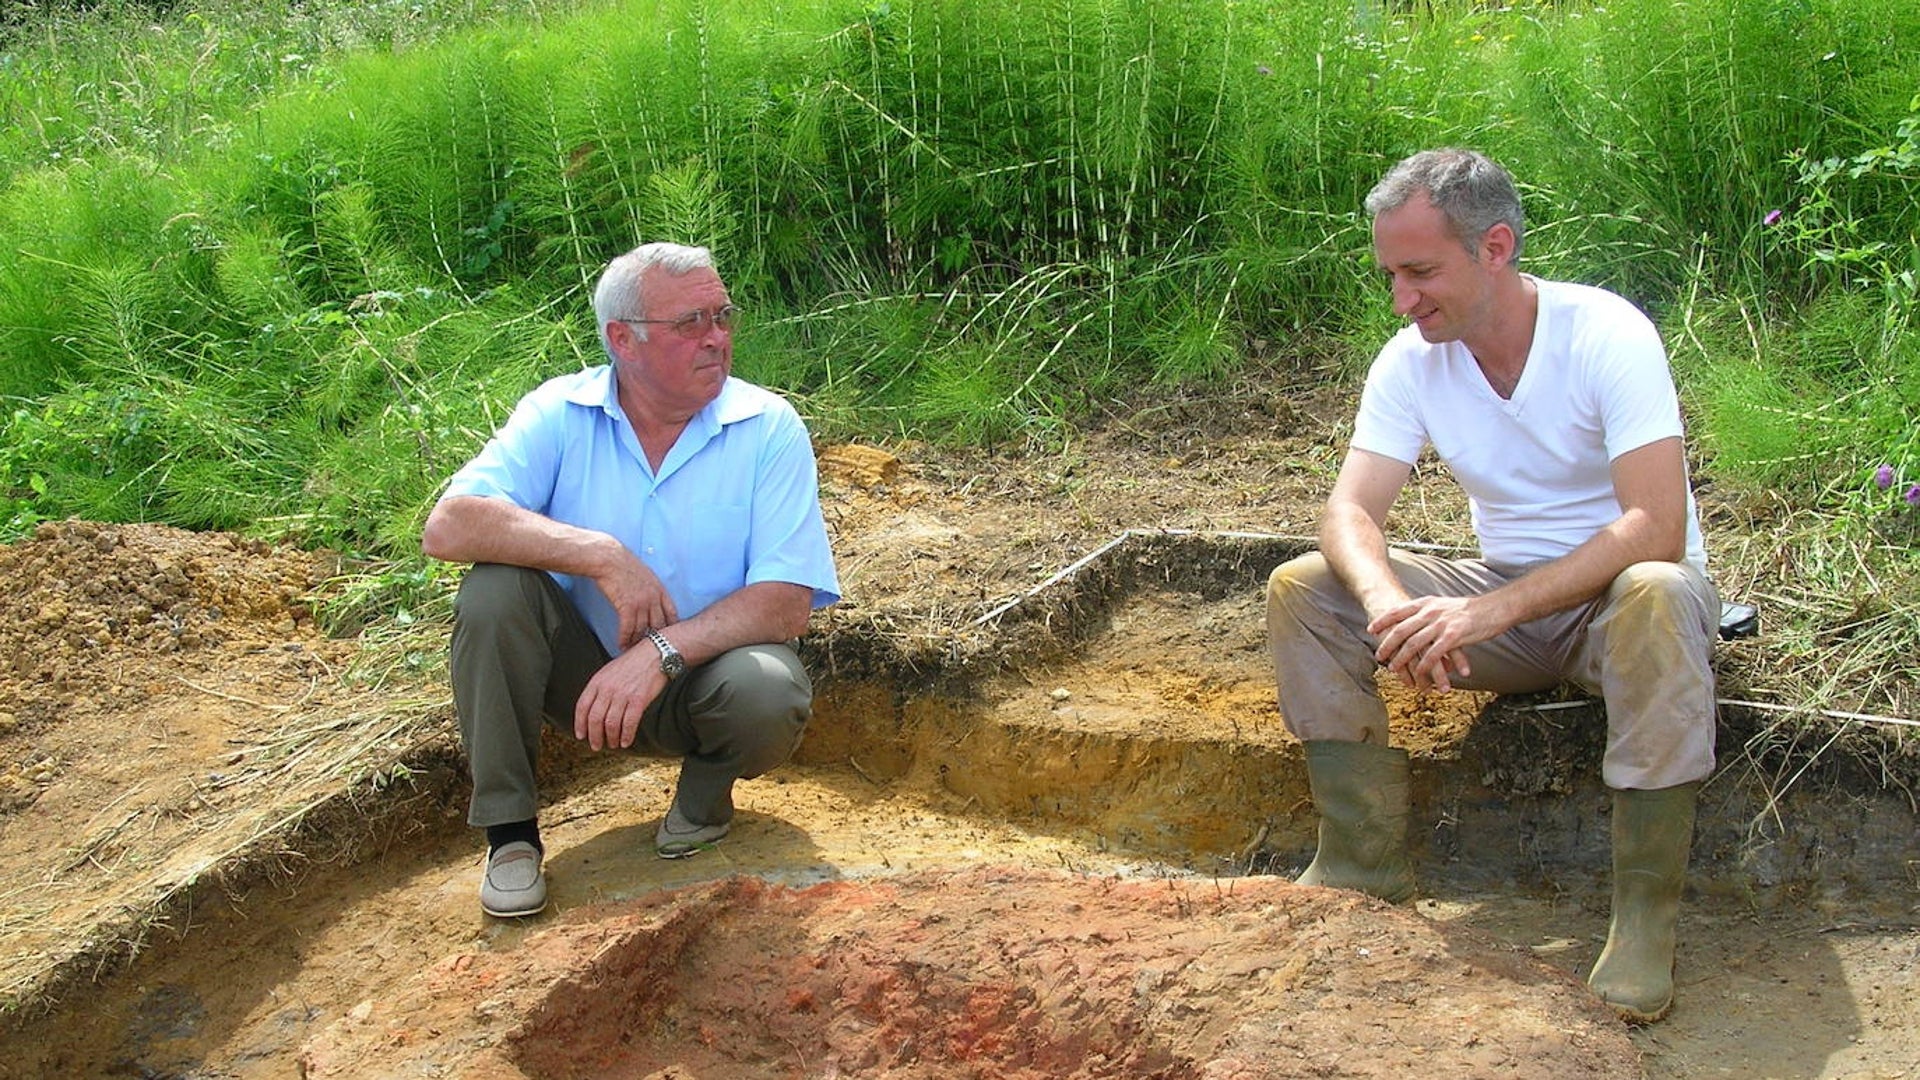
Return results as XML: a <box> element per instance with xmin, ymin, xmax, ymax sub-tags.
<box><xmin>593</xmin><ymin>242</ymin><xmax>716</xmax><ymax>357</ymax></box>
<box><xmin>1364</xmin><ymin>148</ymin><xmax>1525</xmax><ymax>261</ymax></box>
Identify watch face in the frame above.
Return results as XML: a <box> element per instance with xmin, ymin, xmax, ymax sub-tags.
<box><xmin>650</xmin><ymin>630</ymin><xmax>686</xmax><ymax>677</ymax></box>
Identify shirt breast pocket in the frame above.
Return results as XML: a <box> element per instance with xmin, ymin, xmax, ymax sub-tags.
<box><xmin>675</xmin><ymin>502</ymin><xmax>753</xmax><ymax>613</ymax></box>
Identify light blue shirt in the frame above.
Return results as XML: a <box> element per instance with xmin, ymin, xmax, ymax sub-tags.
<box><xmin>442</xmin><ymin>365</ymin><xmax>841</xmax><ymax>655</ymax></box>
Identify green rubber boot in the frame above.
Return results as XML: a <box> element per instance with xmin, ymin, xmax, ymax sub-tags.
<box><xmin>1296</xmin><ymin>740</ymin><xmax>1416</xmax><ymax>904</ymax></box>
<box><xmin>1588</xmin><ymin>782</ymin><xmax>1700</xmax><ymax>1024</ymax></box>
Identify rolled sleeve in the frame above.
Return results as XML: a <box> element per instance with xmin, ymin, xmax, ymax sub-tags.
<box><xmin>745</xmin><ymin>402</ymin><xmax>841</xmax><ymax>609</ymax></box>
<box><xmin>441</xmin><ymin>393</ymin><xmax>563</xmax><ymax>512</ymax></box>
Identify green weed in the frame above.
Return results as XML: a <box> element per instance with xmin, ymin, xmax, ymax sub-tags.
<box><xmin>0</xmin><ymin>0</ymin><xmax>1915</xmax><ymax>573</ymax></box>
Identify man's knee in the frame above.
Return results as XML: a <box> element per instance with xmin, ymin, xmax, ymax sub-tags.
<box><xmin>1268</xmin><ymin>551</ymin><xmax>1332</xmax><ymax>594</ymax></box>
<box><xmin>687</xmin><ymin>645</ymin><xmax>812</xmax><ymax>771</ymax></box>
<box><xmin>1609</xmin><ymin>560</ymin><xmax>1690</xmax><ymax>598</ymax></box>
<box><xmin>1605</xmin><ymin>562</ymin><xmax>1715</xmax><ymax>637</ymax></box>
<box><xmin>454</xmin><ymin>563</ymin><xmax>547</xmax><ymax>626</ymax></box>
<box><xmin>1267</xmin><ymin>552</ymin><xmax>1334</xmax><ymax>624</ymax></box>
<box><xmin>703</xmin><ymin>645</ymin><xmax>813</xmax><ymax>724</ymax></box>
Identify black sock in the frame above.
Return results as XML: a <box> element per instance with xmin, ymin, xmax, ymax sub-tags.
<box><xmin>487</xmin><ymin>819</ymin><xmax>542</xmax><ymax>855</ymax></box>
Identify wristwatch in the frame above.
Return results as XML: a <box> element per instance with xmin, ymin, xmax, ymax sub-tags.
<box><xmin>645</xmin><ymin>628</ymin><xmax>686</xmax><ymax>679</ymax></box>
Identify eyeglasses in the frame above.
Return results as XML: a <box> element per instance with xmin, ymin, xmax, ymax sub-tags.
<box><xmin>616</xmin><ymin>304</ymin><xmax>740</xmax><ymax>339</ymax></box>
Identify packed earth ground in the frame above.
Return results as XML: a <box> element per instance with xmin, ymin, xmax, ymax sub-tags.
<box><xmin>0</xmin><ymin>371</ymin><xmax>1915</xmax><ymax>1078</ymax></box>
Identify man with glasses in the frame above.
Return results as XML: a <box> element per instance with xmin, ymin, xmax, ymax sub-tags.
<box><xmin>1266</xmin><ymin>149</ymin><xmax>1717</xmax><ymax>1023</ymax></box>
<box><xmin>423</xmin><ymin>242</ymin><xmax>840</xmax><ymax>918</ymax></box>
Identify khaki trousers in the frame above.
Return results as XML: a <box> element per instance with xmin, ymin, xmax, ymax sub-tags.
<box><xmin>1266</xmin><ymin>551</ymin><xmax>1718</xmax><ymax>790</ymax></box>
<box><xmin>450</xmin><ymin>563</ymin><xmax>812</xmax><ymax>828</ymax></box>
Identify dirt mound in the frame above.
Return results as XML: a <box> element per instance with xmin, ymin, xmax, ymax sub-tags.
<box><xmin>0</xmin><ymin>519</ymin><xmax>330</xmax><ymax>743</ymax></box>
<box><xmin>300</xmin><ymin>865</ymin><xmax>1639</xmax><ymax>1080</ymax></box>
<box><xmin>0</xmin><ymin>520</ymin><xmax>413</xmax><ymax>1013</ymax></box>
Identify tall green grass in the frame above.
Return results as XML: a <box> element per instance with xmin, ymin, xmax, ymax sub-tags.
<box><xmin>0</xmin><ymin>0</ymin><xmax>1915</xmax><ymax>557</ymax></box>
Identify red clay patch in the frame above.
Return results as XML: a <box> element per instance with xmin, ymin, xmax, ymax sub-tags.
<box><xmin>301</xmin><ymin>866</ymin><xmax>1638</xmax><ymax>1079</ymax></box>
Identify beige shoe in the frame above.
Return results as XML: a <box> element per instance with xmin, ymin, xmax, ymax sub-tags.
<box><xmin>479</xmin><ymin>841</ymin><xmax>547</xmax><ymax>918</ymax></box>
<box><xmin>655</xmin><ymin>802</ymin><xmax>730</xmax><ymax>859</ymax></box>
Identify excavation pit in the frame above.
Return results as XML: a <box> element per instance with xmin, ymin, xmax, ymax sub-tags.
<box><xmin>299</xmin><ymin>530</ymin><xmax>1920</xmax><ymax>1079</ymax></box>
<box><xmin>804</xmin><ymin>530</ymin><xmax>1920</xmax><ymax>905</ymax></box>
<box><xmin>299</xmin><ymin>866</ymin><xmax>1639</xmax><ymax>1079</ymax></box>
<box><xmin>2</xmin><ymin>524</ymin><xmax>1917</xmax><ymax>1079</ymax></box>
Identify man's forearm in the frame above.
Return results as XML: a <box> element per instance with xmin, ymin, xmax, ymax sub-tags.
<box><xmin>661</xmin><ymin>581</ymin><xmax>813</xmax><ymax>668</ymax></box>
<box><xmin>1482</xmin><ymin>507</ymin><xmax>1678</xmax><ymax>627</ymax></box>
<box><xmin>1320</xmin><ymin>501</ymin><xmax>1409</xmax><ymax>621</ymax></box>
<box><xmin>421</xmin><ymin>495</ymin><xmax>623</xmax><ymax>578</ymax></box>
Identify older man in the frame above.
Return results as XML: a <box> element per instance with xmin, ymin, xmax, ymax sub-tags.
<box><xmin>423</xmin><ymin>242</ymin><xmax>839</xmax><ymax>918</ymax></box>
<box><xmin>1266</xmin><ymin>149</ymin><xmax>1718</xmax><ymax>1022</ymax></box>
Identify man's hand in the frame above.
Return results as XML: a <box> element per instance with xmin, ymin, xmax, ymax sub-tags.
<box><xmin>1362</xmin><ymin>436</ymin><xmax>1692</xmax><ymax>696</ymax></box>
<box><xmin>1367</xmin><ymin>594</ymin><xmax>1498</xmax><ymax>693</ymax></box>
<box><xmin>573</xmin><ymin>646</ymin><xmax>667</xmax><ymax>750</ymax></box>
<box><xmin>598</xmin><ymin>554</ymin><xmax>679</xmax><ymax>653</ymax></box>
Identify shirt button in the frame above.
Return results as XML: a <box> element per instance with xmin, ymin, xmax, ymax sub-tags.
<box><xmin>644</xmin><ymin>546</ymin><xmax>655</xmax><ymax>555</ymax></box>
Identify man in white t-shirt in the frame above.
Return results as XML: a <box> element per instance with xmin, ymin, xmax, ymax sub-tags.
<box><xmin>1266</xmin><ymin>148</ymin><xmax>1718</xmax><ymax>1024</ymax></box>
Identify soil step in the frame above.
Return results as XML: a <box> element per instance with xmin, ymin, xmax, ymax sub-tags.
<box><xmin>804</xmin><ymin>529</ymin><xmax>1920</xmax><ymax>908</ymax></box>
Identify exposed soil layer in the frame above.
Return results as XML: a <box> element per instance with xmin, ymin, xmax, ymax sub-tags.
<box><xmin>298</xmin><ymin>866</ymin><xmax>1639</xmax><ymax>1080</ymax></box>
<box><xmin>0</xmin><ymin>521</ymin><xmax>386</xmax><ymax>1014</ymax></box>
<box><xmin>0</xmin><ymin>376</ymin><xmax>1916</xmax><ymax>1079</ymax></box>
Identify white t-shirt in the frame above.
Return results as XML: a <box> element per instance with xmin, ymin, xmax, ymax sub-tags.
<box><xmin>1352</xmin><ymin>277</ymin><xmax>1706</xmax><ymax>573</ymax></box>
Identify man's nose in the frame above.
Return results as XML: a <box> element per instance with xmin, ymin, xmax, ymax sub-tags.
<box><xmin>1390</xmin><ymin>278</ymin><xmax>1419</xmax><ymax>316</ymax></box>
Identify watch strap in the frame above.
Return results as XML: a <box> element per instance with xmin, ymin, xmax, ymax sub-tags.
<box><xmin>645</xmin><ymin>627</ymin><xmax>685</xmax><ymax>677</ymax></box>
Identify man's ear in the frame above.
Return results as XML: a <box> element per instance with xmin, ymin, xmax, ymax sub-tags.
<box><xmin>1478</xmin><ymin>222</ymin><xmax>1518</xmax><ymax>270</ymax></box>
<box><xmin>605</xmin><ymin>319</ymin><xmax>641</xmax><ymax>356</ymax></box>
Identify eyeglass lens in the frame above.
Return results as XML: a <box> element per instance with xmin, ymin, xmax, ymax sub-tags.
<box><xmin>673</xmin><ymin>306</ymin><xmax>738</xmax><ymax>336</ymax></box>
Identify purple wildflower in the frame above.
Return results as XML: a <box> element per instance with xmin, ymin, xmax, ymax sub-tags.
<box><xmin>1764</xmin><ymin>208</ymin><xmax>1783</xmax><ymax>226</ymax></box>
<box><xmin>1906</xmin><ymin>483</ymin><xmax>1920</xmax><ymax>509</ymax></box>
<box><xmin>1875</xmin><ymin>463</ymin><xmax>1897</xmax><ymax>489</ymax></box>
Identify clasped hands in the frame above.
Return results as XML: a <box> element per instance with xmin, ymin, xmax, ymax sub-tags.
<box><xmin>1367</xmin><ymin>593</ymin><xmax>1497</xmax><ymax>693</ymax></box>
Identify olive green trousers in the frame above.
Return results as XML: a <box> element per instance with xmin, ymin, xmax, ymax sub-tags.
<box><xmin>451</xmin><ymin>563</ymin><xmax>811</xmax><ymax>829</ymax></box>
